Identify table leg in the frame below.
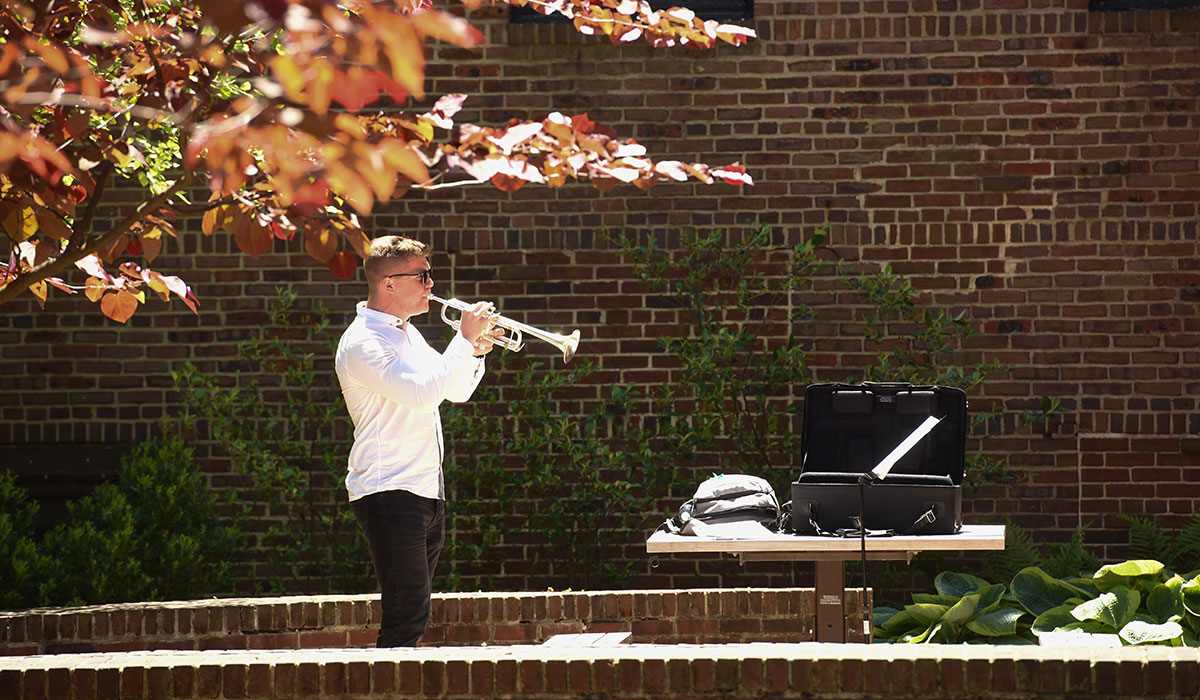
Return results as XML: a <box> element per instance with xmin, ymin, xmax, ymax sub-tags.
<box><xmin>814</xmin><ymin>559</ymin><xmax>845</xmax><ymax>643</ymax></box>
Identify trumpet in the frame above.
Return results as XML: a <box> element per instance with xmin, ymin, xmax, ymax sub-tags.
<box><xmin>428</xmin><ymin>294</ymin><xmax>581</xmax><ymax>363</ymax></box>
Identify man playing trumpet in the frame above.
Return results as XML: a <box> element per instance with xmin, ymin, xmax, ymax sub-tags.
<box><xmin>335</xmin><ymin>235</ymin><xmax>501</xmax><ymax>647</ymax></box>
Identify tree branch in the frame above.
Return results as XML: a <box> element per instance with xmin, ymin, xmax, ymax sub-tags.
<box><xmin>0</xmin><ymin>172</ymin><xmax>194</xmax><ymax>307</ymax></box>
<box><xmin>67</xmin><ymin>161</ymin><xmax>114</xmax><ymax>256</ymax></box>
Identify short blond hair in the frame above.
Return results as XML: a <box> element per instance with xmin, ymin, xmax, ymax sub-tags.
<box><xmin>364</xmin><ymin>236</ymin><xmax>429</xmax><ymax>284</ymax></box>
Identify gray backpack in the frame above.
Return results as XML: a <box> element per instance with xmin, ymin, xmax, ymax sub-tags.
<box><xmin>663</xmin><ymin>474</ymin><xmax>781</xmax><ymax>536</ymax></box>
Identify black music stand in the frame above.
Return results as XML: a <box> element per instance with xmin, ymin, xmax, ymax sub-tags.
<box><xmin>852</xmin><ymin>415</ymin><xmax>943</xmax><ymax>641</ymax></box>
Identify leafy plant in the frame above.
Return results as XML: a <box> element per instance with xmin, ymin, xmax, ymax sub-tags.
<box><xmin>614</xmin><ymin>222</ymin><xmax>827</xmax><ymax>496</ymax></box>
<box><xmin>1119</xmin><ymin>513</ymin><xmax>1200</xmax><ymax>574</ymax></box>
<box><xmin>843</xmin><ymin>263</ymin><xmax>1068</xmax><ymax>488</ymax></box>
<box><xmin>980</xmin><ymin>520</ymin><xmax>1102</xmax><ymax>584</ymax></box>
<box><xmin>0</xmin><ymin>469</ymin><xmax>47</xmax><ymax>609</ymax></box>
<box><xmin>0</xmin><ymin>428</ymin><xmax>238</xmax><ymax>609</ymax></box>
<box><xmin>876</xmin><ymin>559</ymin><xmax>1200</xmax><ymax>646</ymax></box>
<box><xmin>444</xmin><ymin>356</ymin><xmax>689</xmax><ymax>590</ymax></box>
<box><xmin>441</xmin><ymin>223</ymin><xmax>1068</xmax><ymax>591</ymax></box>
<box><xmin>173</xmin><ymin>288</ymin><xmax>371</xmax><ymax>595</ymax></box>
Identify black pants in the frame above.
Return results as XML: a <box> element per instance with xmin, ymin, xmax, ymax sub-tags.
<box><xmin>352</xmin><ymin>489</ymin><xmax>445</xmax><ymax>647</ymax></box>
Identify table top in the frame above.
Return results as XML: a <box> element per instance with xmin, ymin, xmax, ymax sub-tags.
<box><xmin>646</xmin><ymin>524</ymin><xmax>1005</xmax><ymax>557</ymax></box>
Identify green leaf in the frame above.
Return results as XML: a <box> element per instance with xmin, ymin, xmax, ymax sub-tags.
<box><xmin>1072</xmin><ymin>586</ymin><xmax>1141</xmax><ymax>630</ymax></box>
<box><xmin>1031</xmin><ymin>603</ymin><xmax>1082</xmax><ymax>637</ymax></box>
<box><xmin>1181</xmin><ymin>576</ymin><xmax>1200</xmax><ymax>617</ymax></box>
<box><xmin>1063</xmin><ymin>577</ymin><xmax>1102</xmax><ymax>599</ymax></box>
<box><xmin>926</xmin><ymin>621</ymin><xmax>958</xmax><ymax>644</ymax></box>
<box><xmin>976</xmin><ymin>583</ymin><xmax>1007</xmax><ymax>614</ymax></box>
<box><xmin>1119</xmin><ymin>619</ymin><xmax>1184</xmax><ymax>645</ymax></box>
<box><xmin>873</xmin><ymin>606</ymin><xmax>900</xmax><ymax>628</ymax></box>
<box><xmin>1093</xmin><ymin>559</ymin><xmax>1164</xmax><ymax>592</ymax></box>
<box><xmin>1147</xmin><ymin>579</ymin><xmax>1186</xmax><ymax>623</ymax></box>
<box><xmin>905</xmin><ymin>603</ymin><xmax>951</xmax><ymax>626</ymax></box>
<box><xmin>912</xmin><ymin>593</ymin><xmax>960</xmax><ymax>606</ymax></box>
<box><xmin>1011</xmin><ymin>566</ymin><xmax>1088</xmax><ymax>615</ymax></box>
<box><xmin>942</xmin><ymin>593</ymin><xmax>982</xmax><ymax>625</ymax></box>
<box><xmin>967</xmin><ymin>608</ymin><xmax>1026</xmax><ymax>637</ymax></box>
<box><xmin>935</xmin><ymin>571</ymin><xmax>992</xmax><ymax>598</ymax></box>
<box><xmin>876</xmin><ymin>609</ymin><xmax>923</xmax><ymax>637</ymax></box>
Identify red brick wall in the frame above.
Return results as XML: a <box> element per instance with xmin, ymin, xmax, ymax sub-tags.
<box><xmin>0</xmin><ymin>589</ymin><xmax>857</xmax><ymax>656</ymax></box>
<box><xmin>3</xmin><ymin>0</ymin><xmax>1200</xmax><ymax>590</ymax></box>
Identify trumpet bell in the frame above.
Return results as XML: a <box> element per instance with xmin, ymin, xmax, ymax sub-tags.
<box><xmin>556</xmin><ymin>329</ymin><xmax>581</xmax><ymax>364</ymax></box>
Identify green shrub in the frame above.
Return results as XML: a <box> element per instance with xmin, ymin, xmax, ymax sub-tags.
<box><xmin>0</xmin><ymin>470</ymin><xmax>47</xmax><ymax>609</ymax></box>
<box><xmin>0</xmin><ymin>429</ymin><xmax>239</xmax><ymax>609</ymax></box>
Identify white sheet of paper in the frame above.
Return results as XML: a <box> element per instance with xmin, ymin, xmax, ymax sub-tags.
<box><xmin>870</xmin><ymin>414</ymin><xmax>942</xmax><ymax>480</ymax></box>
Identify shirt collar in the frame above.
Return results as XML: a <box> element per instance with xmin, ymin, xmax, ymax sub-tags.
<box><xmin>357</xmin><ymin>301</ymin><xmax>407</xmax><ymax>330</ymax></box>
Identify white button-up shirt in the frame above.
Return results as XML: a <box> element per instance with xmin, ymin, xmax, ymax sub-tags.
<box><xmin>335</xmin><ymin>302</ymin><xmax>485</xmax><ymax>501</ymax></box>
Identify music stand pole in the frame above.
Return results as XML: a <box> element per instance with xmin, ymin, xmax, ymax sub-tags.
<box><xmin>855</xmin><ymin>414</ymin><xmax>943</xmax><ymax>643</ymax></box>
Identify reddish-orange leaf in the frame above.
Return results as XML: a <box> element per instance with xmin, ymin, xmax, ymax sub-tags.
<box><xmin>328</xmin><ymin>250</ymin><xmax>358</xmax><ymax>280</ymax></box>
<box><xmin>97</xmin><ymin>233</ymin><xmax>129</xmax><ymax>263</ymax></box>
<box><xmin>35</xmin><ymin>208</ymin><xmax>72</xmax><ymax>240</ymax></box>
<box><xmin>29</xmin><ymin>279</ymin><xmax>48</xmax><ymax>309</ymax></box>
<box><xmin>22</xmin><ymin>38</ymin><xmax>69</xmax><ymax>74</ymax></box>
<box><xmin>270</xmin><ymin>54</ymin><xmax>307</xmax><ymax>105</ymax></box>
<box><xmin>409</xmin><ymin>9</ymin><xmax>485</xmax><ymax>49</ymax></box>
<box><xmin>490</xmin><ymin>173</ymin><xmax>526</xmax><ymax>192</ymax></box>
<box><xmin>344</xmin><ymin>228</ymin><xmax>372</xmax><ymax>258</ymax></box>
<box><xmin>270</xmin><ymin>222</ymin><xmax>294</xmax><ymax>241</ymax></box>
<box><xmin>140</xmin><ymin>227</ymin><xmax>163</xmax><ymax>262</ymax></box>
<box><xmin>327</xmin><ymin>164</ymin><xmax>374</xmax><ymax>214</ymax></box>
<box><xmin>46</xmin><ymin>276</ymin><xmax>74</xmax><ymax>296</ymax></box>
<box><xmin>378</xmin><ymin>16</ymin><xmax>425</xmax><ymax>99</ymax></box>
<box><xmin>304</xmin><ymin>225</ymin><xmax>338</xmax><ymax>263</ymax></box>
<box><xmin>380</xmin><ymin>139</ymin><xmax>430</xmax><ymax>184</ymax></box>
<box><xmin>291</xmin><ymin>182</ymin><xmax>330</xmax><ymax>216</ymax></box>
<box><xmin>332</xmin><ymin>67</ymin><xmax>380</xmax><ymax>113</ymax></box>
<box><xmin>570</xmin><ymin>114</ymin><xmax>596</xmax><ymax>134</ymax></box>
<box><xmin>99</xmin><ymin>289</ymin><xmax>139</xmax><ymax>323</ymax></box>
<box><xmin>233</xmin><ymin>214</ymin><xmax>274</xmax><ymax>258</ymax></box>
<box><xmin>126</xmin><ymin>237</ymin><xmax>144</xmax><ymax>256</ymax></box>
<box><xmin>201</xmin><ymin>205</ymin><xmax>224</xmax><ymax>235</ymax></box>
<box><xmin>308</xmin><ymin>58</ymin><xmax>334</xmax><ymax>116</ymax></box>
<box><xmin>2</xmin><ymin>207</ymin><xmax>37</xmax><ymax>242</ymax></box>
<box><xmin>84</xmin><ymin>276</ymin><xmax>107</xmax><ymax>302</ymax></box>
<box><xmin>142</xmin><ymin>270</ymin><xmax>171</xmax><ymax>302</ymax></box>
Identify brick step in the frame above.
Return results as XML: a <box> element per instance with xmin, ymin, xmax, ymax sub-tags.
<box><xmin>2</xmin><ymin>642</ymin><xmax>1196</xmax><ymax>699</ymax></box>
<box><xmin>1</xmin><ymin>588</ymin><xmax>863</xmax><ymax>656</ymax></box>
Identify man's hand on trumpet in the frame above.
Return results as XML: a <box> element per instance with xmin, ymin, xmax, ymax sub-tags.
<box><xmin>457</xmin><ymin>301</ymin><xmax>504</xmax><ymax>356</ymax></box>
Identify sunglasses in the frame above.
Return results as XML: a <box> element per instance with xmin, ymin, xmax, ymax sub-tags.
<box><xmin>387</xmin><ymin>270</ymin><xmax>432</xmax><ymax>285</ymax></box>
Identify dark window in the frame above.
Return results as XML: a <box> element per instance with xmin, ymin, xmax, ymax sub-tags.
<box><xmin>511</xmin><ymin>0</ymin><xmax>753</xmax><ymax>24</ymax></box>
<box><xmin>1090</xmin><ymin>0</ymin><xmax>1200</xmax><ymax>9</ymax></box>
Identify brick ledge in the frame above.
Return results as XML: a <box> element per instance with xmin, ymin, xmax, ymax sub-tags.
<box><xmin>1</xmin><ymin>642</ymin><xmax>1196</xmax><ymax>699</ymax></box>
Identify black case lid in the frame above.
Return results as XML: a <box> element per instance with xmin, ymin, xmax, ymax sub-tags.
<box><xmin>799</xmin><ymin>382</ymin><xmax>968</xmax><ymax>485</ymax></box>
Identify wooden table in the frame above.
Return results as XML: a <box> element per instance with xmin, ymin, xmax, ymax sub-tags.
<box><xmin>646</xmin><ymin>524</ymin><xmax>1005</xmax><ymax>642</ymax></box>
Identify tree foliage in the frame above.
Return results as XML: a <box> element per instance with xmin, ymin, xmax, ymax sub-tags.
<box><xmin>0</xmin><ymin>0</ymin><xmax>753</xmax><ymax>321</ymax></box>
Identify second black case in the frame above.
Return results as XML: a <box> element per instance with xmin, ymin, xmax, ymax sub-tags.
<box><xmin>790</xmin><ymin>382</ymin><xmax>967</xmax><ymax>535</ymax></box>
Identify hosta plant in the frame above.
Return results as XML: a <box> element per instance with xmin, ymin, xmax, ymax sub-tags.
<box><xmin>875</xmin><ymin>560</ymin><xmax>1200</xmax><ymax>646</ymax></box>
